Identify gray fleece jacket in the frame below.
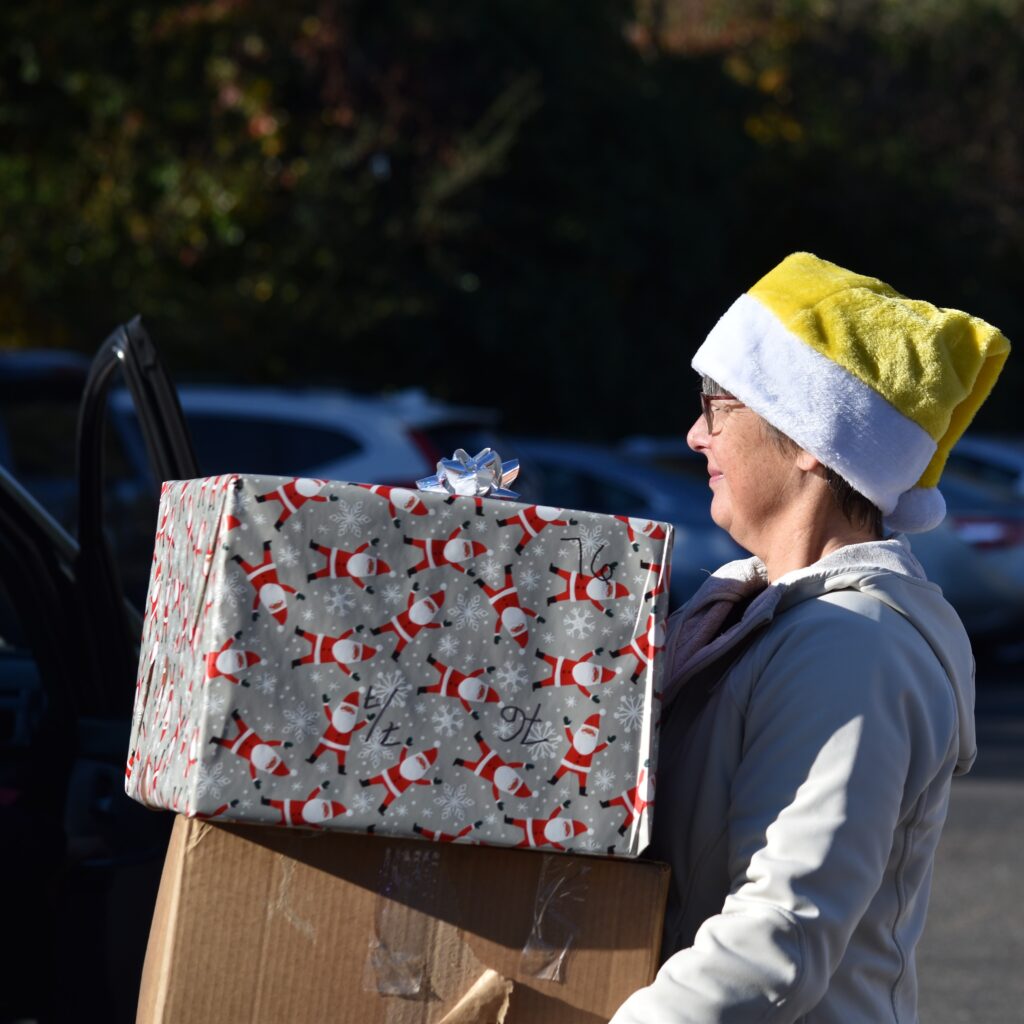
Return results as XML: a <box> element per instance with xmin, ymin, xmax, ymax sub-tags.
<box><xmin>610</xmin><ymin>537</ymin><xmax>974</xmax><ymax>1024</ymax></box>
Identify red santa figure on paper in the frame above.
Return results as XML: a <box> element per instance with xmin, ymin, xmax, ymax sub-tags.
<box><xmin>546</xmin><ymin>564</ymin><xmax>631</xmax><ymax>616</ymax></box>
<box><xmin>194</xmin><ymin>800</ymin><xmax>239</xmax><ymax>821</ymax></box>
<box><xmin>261</xmin><ymin>781</ymin><xmax>350</xmax><ymax>828</ymax></box>
<box><xmin>474</xmin><ymin>567</ymin><xmax>543</xmax><ymax>648</ymax></box>
<box><xmin>204</xmin><ymin>633</ymin><xmax>262</xmax><ymax>686</ymax></box>
<box><xmin>417</xmin><ymin>654</ymin><xmax>500</xmax><ymax>716</ymax></box>
<box><xmin>412</xmin><ymin>821</ymin><xmax>481</xmax><ymax>843</ymax></box>
<box><xmin>182</xmin><ymin>727</ymin><xmax>201</xmax><ymax>781</ymax></box>
<box><xmin>355</xmin><ymin>483</ymin><xmax>430</xmax><ymax>526</ymax></box>
<box><xmin>209</xmin><ymin>710</ymin><xmax>293</xmax><ymax>788</ymax></box>
<box><xmin>600</xmin><ymin>767</ymin><xmax>655</xmax><ymax>838</ymax></box>
<box><xmin>360</xmin><ymin>741</ymin><xmax>442</xmax><ymax>815</ymax></box>
<box><xmin>442</xmin><ymin>493</ymin><xmax>486</xmax><ymax>517</ymax></box>
<box><xmin>532</xmin><ymin>647</ymin><xmax>620</xmax><ymax>700</ymax></box>
<box><xmin>403</xmin><ymin>523</ymin><xmax>489</xmax><ymax>577</ymax></box>
<box><xmin>496</xmin><ymin>505</ymin><xmax>576</xmax><ymax>555</ymax></box>
<box><xmin>614</xmin><ymin>516</ymin><xmax>669</xmax><ymax>551</ymax></box>
<box><xmin>548</xmin><ymin>711</ymin><xmax>614</xmax><ymax>796</ymax></box>
<box><xmin>503</xmin><ymin>801</ymin><xmax>592</xmax><ymax>851</ymax></box>
<box><xmin>609</xmin><ymin>612</ymin><xmax>666</xmax><ymax>684</ymax></box>
<box><xmin>232</xmin><ymin>540</ymin><xmax>304</xmax><ymax>627</ymax></box>
<box><xmin>370</xmin><ymin>584</ymin><xmax>449</xmax><ymax>659</ymax></box>
<box><xmin>453</xmin><ymin>730</ymin><xmax>534</xmax><ymax>807</ymax></box>
<box><xmin>292</xmin><ymin>626</ymin><xmax>378</xmax><ymax>680</ymax></box>
<box><xmin>639</xmin><ymin>559</ymin><xmax>669</xmax><ymax>602</ymax></box>
<box><xmin>306</xmin><ymin>690</ymin><xmax>367</xmax><ymax>774</ymax></box>
<box><xmin>306</xmin><ymin>537</ymin><xmax>391</xmax><ymax>592</ymax></box>
<box><xmin>254</xmin><ymin>477</ymin><xmax>331</xmax><ymax>530</ymax></box>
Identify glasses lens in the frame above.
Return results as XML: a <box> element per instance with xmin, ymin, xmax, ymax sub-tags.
<box><xmin>700</xmin><ymin>394</ymin><xmax>714</xmax><ymax>433</ymax></box>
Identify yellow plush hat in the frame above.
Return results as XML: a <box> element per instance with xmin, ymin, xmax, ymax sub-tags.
<box><xmin>692</xmin><ymin>252</ymin><xmax>1011</xmax><ymax>532</ymax></box>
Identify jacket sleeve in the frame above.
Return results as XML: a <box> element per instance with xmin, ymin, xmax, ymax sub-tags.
<box><xmin>610</xmin><ymin>597</ymin><xmax>953</xmax><ymax>1023</ymax></box>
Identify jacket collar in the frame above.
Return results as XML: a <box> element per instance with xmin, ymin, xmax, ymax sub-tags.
<box><xmin>661</xmin><ymin>537</ymin><xmax>928</xmax><ymax>706</ymax></box>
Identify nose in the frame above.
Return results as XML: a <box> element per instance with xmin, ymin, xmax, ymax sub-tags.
<box><xmin>686</xmin><ymin>413</ymin><xmax>709</xmax><ymax>453</ymax></box>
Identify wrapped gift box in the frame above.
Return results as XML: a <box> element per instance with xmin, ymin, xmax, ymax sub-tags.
<box><xmin>126</xmin><ymin>474</ymin><xmax>672</xmax><ymax>856</ymax></box>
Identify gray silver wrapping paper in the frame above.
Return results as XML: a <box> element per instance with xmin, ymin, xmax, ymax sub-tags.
<box><xmin>126</xmin><ymin>474</ymin><xmax>672</xmax><ymax>856</ymax></box>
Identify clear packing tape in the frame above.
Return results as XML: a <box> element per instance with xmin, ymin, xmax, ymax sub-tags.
<box><xmin>364</xmin><ymin>847</ymin><xmax>590</xmax><ymax>1021</ymax></box>
<box><xmin>519</xmin><ymin>856</ymin><xmax>590</xmax><ymax>983</ymax></box>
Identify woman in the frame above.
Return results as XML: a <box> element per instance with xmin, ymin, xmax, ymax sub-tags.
<box><xmin>610</xmin><ymin>253</ymin><xmax>1010</xmax><ymax>1023</ymax></box>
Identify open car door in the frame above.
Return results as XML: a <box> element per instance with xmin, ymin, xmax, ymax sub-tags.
<box><xmin>0</xmin><ymin>318</ymin><xmax>198</xmax><ymax>1023</ymax></box>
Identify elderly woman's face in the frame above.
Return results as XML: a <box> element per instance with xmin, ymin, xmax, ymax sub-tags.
<box><xmin>686</xmin><ymin>396</ymin><xmax>800</xmax><ymax>553</ymax></box>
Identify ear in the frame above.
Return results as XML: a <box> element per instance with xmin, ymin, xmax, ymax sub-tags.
<box><xmin>794</xmin><ymin>448</ymin><xmax>822</xmax><ymax>473</ymax></box>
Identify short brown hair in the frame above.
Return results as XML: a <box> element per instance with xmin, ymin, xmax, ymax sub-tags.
<box><xmin>761</xmin><ymin>420</ymin><xmax>883</xmax><ymax>536</ymax></box>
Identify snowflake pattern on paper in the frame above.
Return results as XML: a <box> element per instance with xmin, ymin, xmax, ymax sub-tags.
<box><xmin>277</xmin><ymin>544</ymin><xmax>300</xmax><ymax>567</ymax></box>
<box><xmin>325</xmin><ymin>585</ymin><xmax>356</xmax><ymax>616</ymax></box>
<box><xmin>195</xmin><ymin>761</ymin><xmax>229</xmax><ymax>800</ymax></box>
<box><xmin>518</xmin><ymin>566</ymin><xmax>541</xmax><ymax>591</ymax></box>
<box><xmin>564</xmin><ymin>606</ymin><xmax>596</xmax><ymax>639</ymax></box>
<box><xmin>221</xmin><ymin>572</ymin><xmax>249</xmax><ymax>608</ymax></box>
<box><xmin>579</xmin><ymin>523</ymin><xmax>607</xmax><ymax>564</ymax></box>
<box><xmin>431</xmin><ymin>705</ymin><xmax>464</xmax><ymax>738</ymax></box>
<box><xmin>350</xmin><ymin>790</ymin><xmax>375</xmax><ymax>815</ymax></box>
<box><xmin>253</xmin><ymin>673</ymin><xmax>277</xmax><ymax>696</ymax></box>
<box><xmin>618</xmin><ymin>604</ymin><xmax>638</xmax><ymax>626</ymax></box>
<box><xmin>451</xmin><ymin>592</ymin><xmax>488</xmax><ymax>632</ymax></box>
<box><xmin>357</xmin><ymin>732</ymin><xmax>400</xmax><ymax>771</ymax></box>
<box><xmin>519</xmin><ymin>718</ymin><xmax>560</xmax><ymax>760</ymax></box>
<box><xmin>282</xmin><ymin>703</ymin><xmax>320</xmax><ymax>741</ymax></box>
<box><xmin>437</xmin><ymin>633</ymin><xmax>461</xmax><ymax>657</ymax></box>
<box><xmin>495</xmin><ymin>661</ymin><xmax>528</xmax><ymax>694</ymax></box>
<box><xmin>381</xmin><ymin>582</ymin><xmax>404</xmax><ymax>607</ymax></box>
<box><xmin>434</xmin><ymin>783</ymin><xmax>473</xmax><ymax>823</ymax></box>
<box><xmin>478</xmin><ymin>558</ymin><xmax>504</xmax><ymax>586</ymax></box>
<box><xmin>614</xmin><ymin>693</ymin><xmax>646</xmax><ymax>733</ymax></box>
<box><xmin>372</xmin><ymin>669</ymin><xmax>411</xmax><ymax>709</ymax></box>
<box><xmin>201</xmin><ymin>691</ymin><xmax>228</xmax><ymax>717</ymax></box>
<box><xmin>593</xmin><ymin>767</ymin><xmax>616</xmax><ymax>793</ymax></box>
<box><xmin>329</xmin><ymin>501</ymin><xmax>371</xmax><ymax>538</ymax></box>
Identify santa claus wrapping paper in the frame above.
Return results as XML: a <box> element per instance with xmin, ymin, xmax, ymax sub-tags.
<box><xmin>126</xmin><ymin>453</ymin><xmax>672</xmax><ymax>857</ymax></box>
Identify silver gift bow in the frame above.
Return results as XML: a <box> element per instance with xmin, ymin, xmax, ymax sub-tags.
<box><xmin>416</xmin><ymin>447</ymin><xmax>520</xmax><ymax>500</ymax></box>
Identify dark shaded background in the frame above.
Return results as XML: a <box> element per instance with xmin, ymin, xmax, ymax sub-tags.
<box><xmin>2</xmin><ymin>0</ymin><xmax>1021</xmax><ymax>433</ymax></box>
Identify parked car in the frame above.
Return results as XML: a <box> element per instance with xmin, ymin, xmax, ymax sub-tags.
<box><xmin>620</xmin><ymin>434</ymin><xmax>1024</xmax><ymax>643</ymax></box>
<box><xmin>506</xmin><ymin>435</ymin><xmax>748</xmax><ymax>609</ymax></box>
<box><xmin>111</xmin><ymin>385</ymin><xmax>503</xmax><ymax>604</ymax></box>
<box><xmin>110</xmin><ymin>384</ymin><xmax>502</xmax><ymax>488</ymax></box>
<box><xmin>944</xmin><ymin>433</ymin><xmax>1024</xmax><ymax>499</ymax></box>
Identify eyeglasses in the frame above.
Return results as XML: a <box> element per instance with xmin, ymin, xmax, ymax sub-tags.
<box><xmin>699</xmin><ymin>393</ymin><xmax>745</xmax><ymax>434</ymax></box>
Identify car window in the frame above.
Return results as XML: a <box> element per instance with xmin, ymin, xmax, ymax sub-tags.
<box><xmin>0</xmin><ymin>390</ymin><xmax>143</xmax><ymax>538</ymax></box>
<box><xmin>183</xmin><ymin>414</ymin><xmax>363</xmax><ymax>477</ymax></box>
<box><xmin>530</xmin><ymin>461</ymin><xmax>647</xmax><ymax>515</ymax></box>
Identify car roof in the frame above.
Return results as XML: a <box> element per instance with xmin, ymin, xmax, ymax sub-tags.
<box><xmin>111</xmin><ymin>383</ymin><xmax>497</xmax><ymax>429</ymax></box>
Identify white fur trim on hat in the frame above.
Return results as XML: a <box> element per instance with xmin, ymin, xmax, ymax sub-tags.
<box><xmin>692</xmin><ymin>293</ymin><xmax>938</xmax><ymax>519</ymax></box>
<box><xmin>883</xmin><ymin>486</ymin><xmax>946</xmax><ymax>534</ymax></box>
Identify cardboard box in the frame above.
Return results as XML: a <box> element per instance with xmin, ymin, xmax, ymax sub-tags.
<box><xmin>139</xmin><ymin>814</ymin><xmax>670</xmax><ymax>1023</ymax></box>
<box><xmin>127</xmin><ymin>474</ymin><xmax>672</xmax><ymax>856</ymax></box>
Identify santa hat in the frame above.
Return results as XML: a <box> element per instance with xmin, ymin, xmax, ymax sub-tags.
<box><xmin>692</xmin><ymin>252</ymin><xmax>1010</xmax><ymax>533</ymax></box>
<box><xmin>340</xmin><ymin>690</ymin><xmax>361</xmax><ymax>708</ymax></box>
<box><xmin>584</xmin><ymin>710</ymin><xmax>606</xmax><ymax>729</ymax></box>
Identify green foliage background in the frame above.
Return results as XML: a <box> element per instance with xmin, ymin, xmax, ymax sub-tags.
<box><xmin>2</xmin><ymin>0</ymin><xmax>1022</xmax><ymax>435</ymax></box>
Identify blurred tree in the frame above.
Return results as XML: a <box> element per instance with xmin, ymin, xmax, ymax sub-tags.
<box><xmin>0</xmin><ymin>0</ymin><xmax>1020</xmax><ymax>435</ymax></box>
